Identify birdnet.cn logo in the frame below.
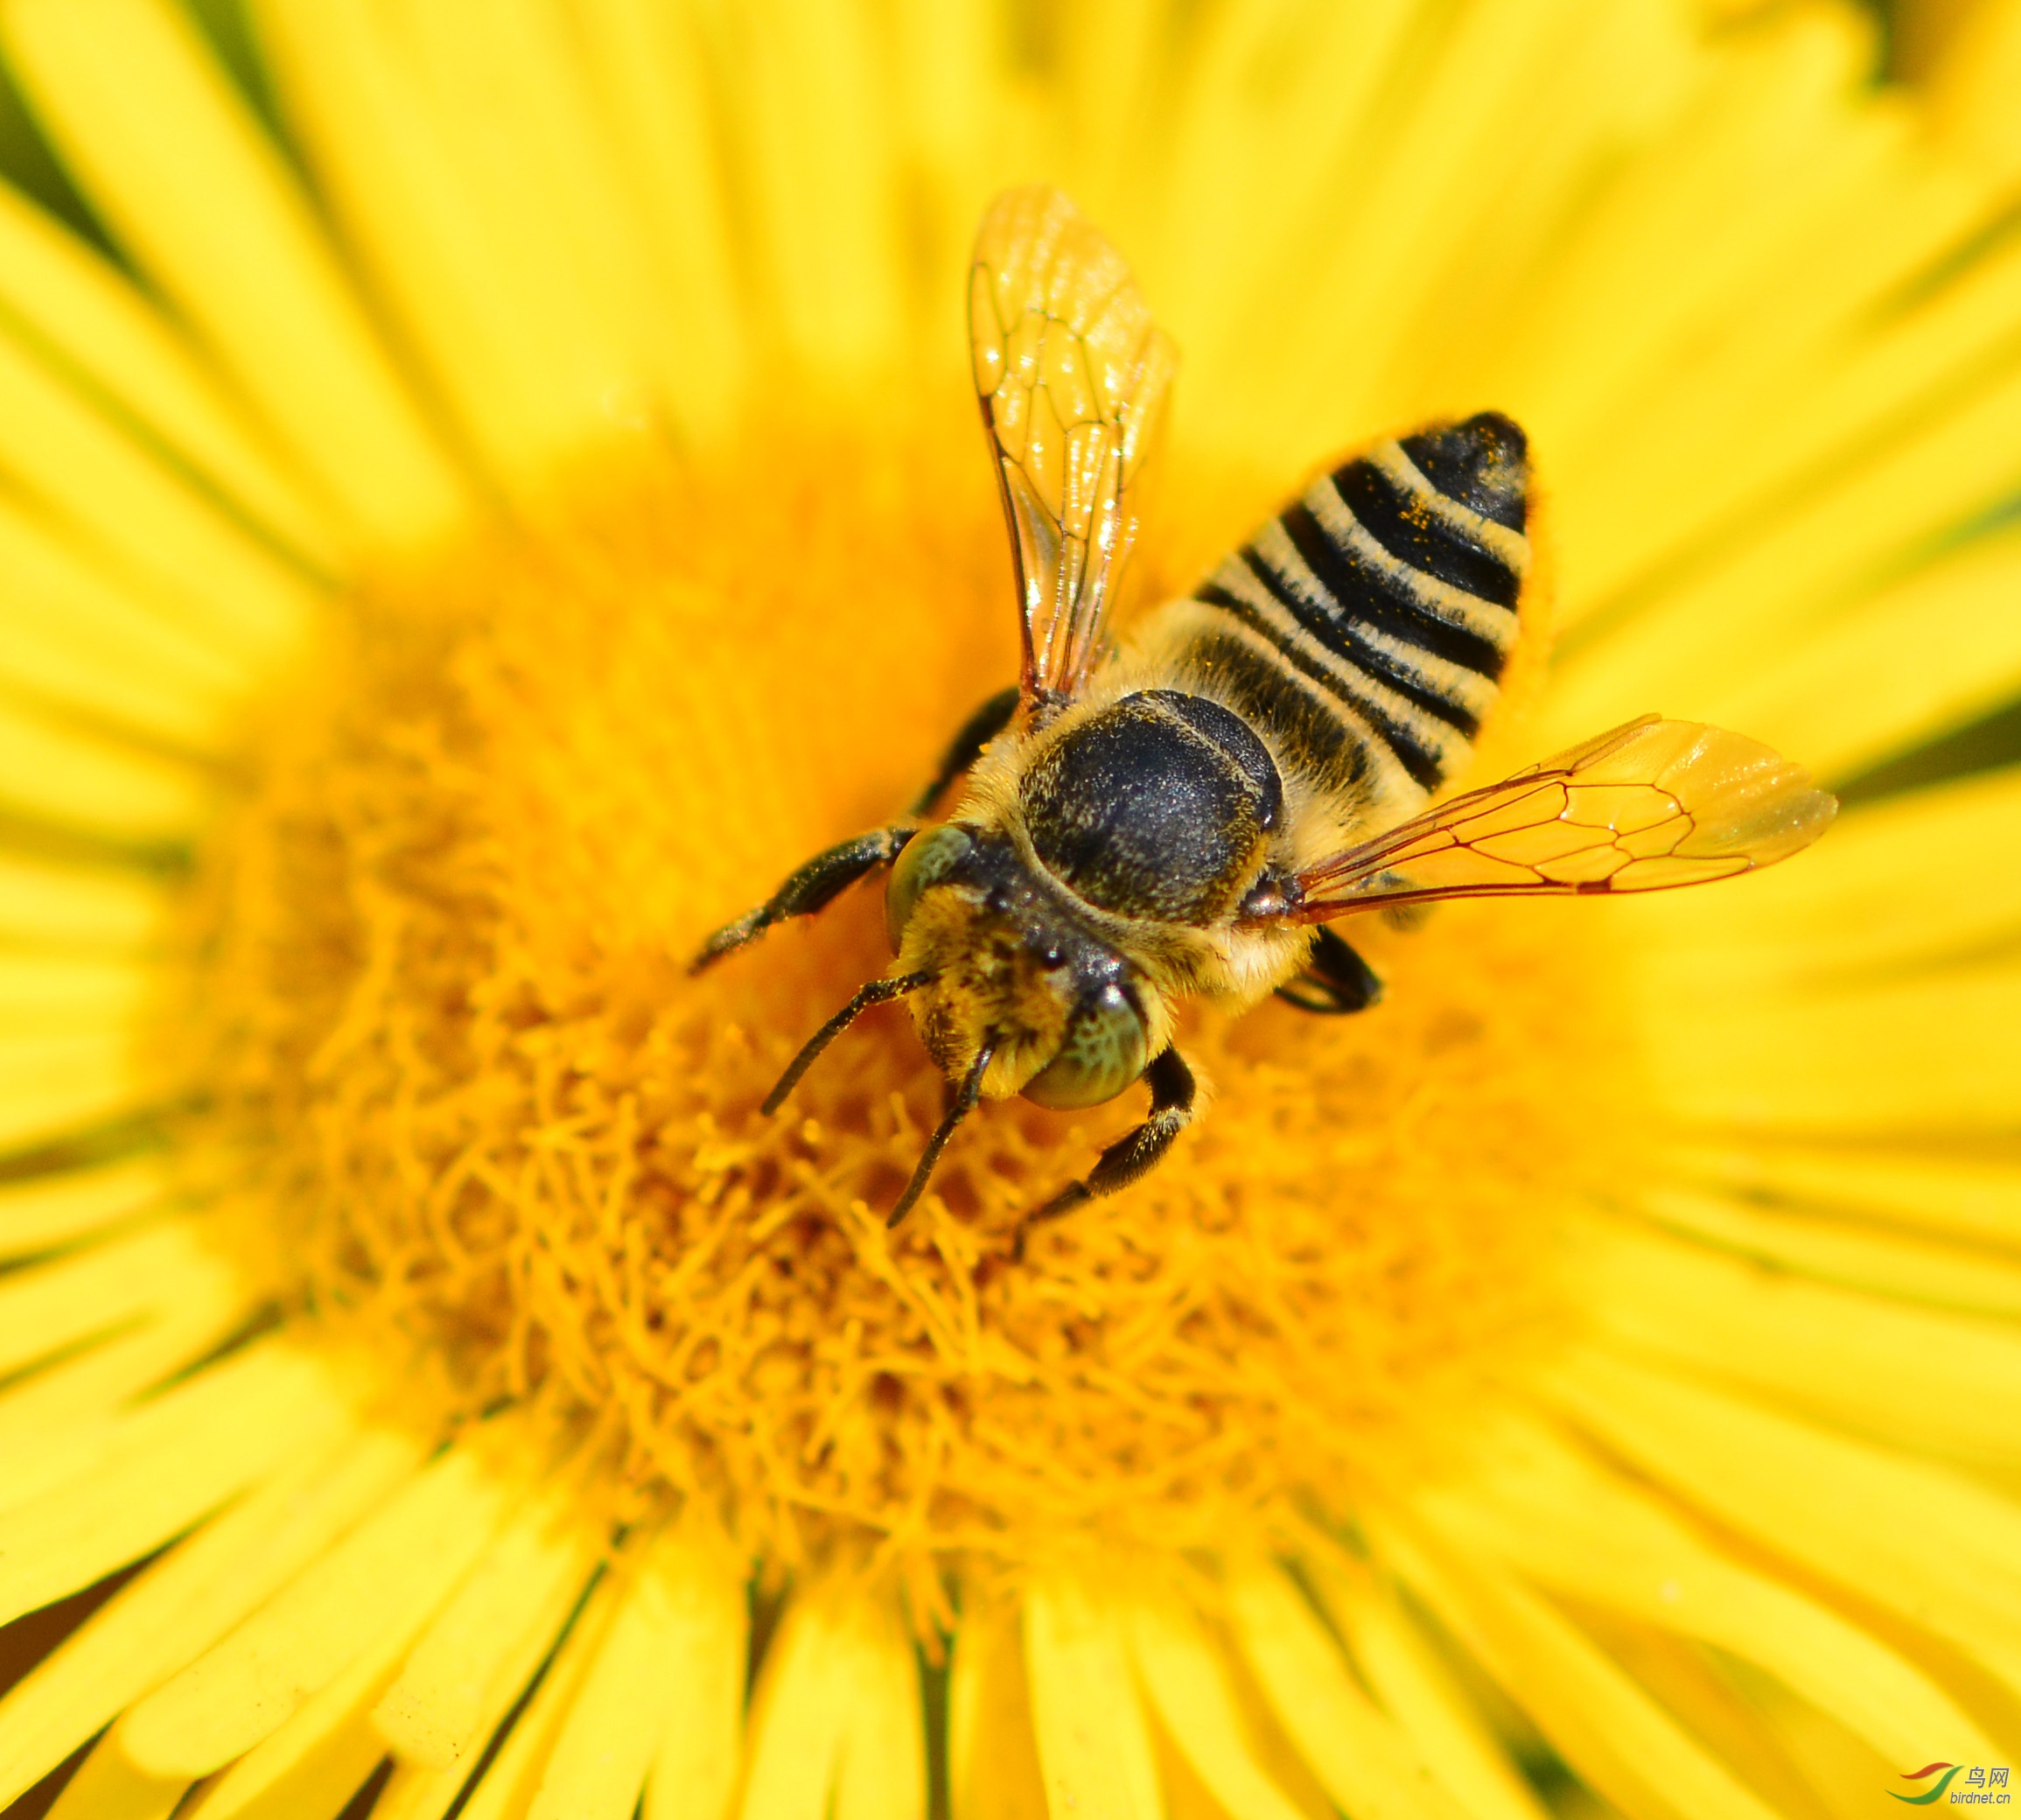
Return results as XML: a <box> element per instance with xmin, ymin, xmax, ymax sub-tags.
<box><xmin>1893</xmin><ymin>1764</ymin><xmax>2013</xmax><ymax>1804</ymax></box>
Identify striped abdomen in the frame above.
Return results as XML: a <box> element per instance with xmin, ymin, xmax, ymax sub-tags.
<box><xmin>1148</xmin><ymin>413</ymin><xmax>1531</xmax><ymax>828</ymax></box>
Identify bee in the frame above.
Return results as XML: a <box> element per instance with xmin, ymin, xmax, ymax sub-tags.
<box><xmin>694</xmin><ymin>186</ymin><xmax>1836</xmax><ymax>1236</ymax></box>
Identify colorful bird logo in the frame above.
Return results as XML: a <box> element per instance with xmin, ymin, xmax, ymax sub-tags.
<box><xmin>1892</xmin><ymin>1764</ymin><xmax>1963</xmax><ymax>1803</ymax></box>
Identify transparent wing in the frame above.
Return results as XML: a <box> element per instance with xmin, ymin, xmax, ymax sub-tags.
<box><xmin>969</xmin><ymin>186</ymin><xmax>1177</xmax><ymax>716</ymax></box>
<box><xmin>1286</xmin><ymin>716</ymin><xmax>1837</xmax><ymax>920</ymax></box>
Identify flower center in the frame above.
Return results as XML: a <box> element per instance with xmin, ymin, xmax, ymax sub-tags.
<box><xmin>182</xmin><ymin>420</ymin><xmax>1637</xmax><ymax>1568</ymax></box>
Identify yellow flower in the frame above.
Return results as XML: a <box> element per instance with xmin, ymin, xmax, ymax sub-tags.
<box><xmin>0</xmin><ymin>2</ymin><xmax>2018</xmax><ymax>1817</ymax></box>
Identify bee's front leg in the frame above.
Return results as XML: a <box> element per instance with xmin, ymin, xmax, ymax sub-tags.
<box><xmin>1018</xmin><ymin>1046</ymin><xmax>1198</xmax><ymax>1250</ymax></box>
<box><xmin>689</xmin><ymin>825</ymin><xmax>918</xmax><ymax>972</ymax></box>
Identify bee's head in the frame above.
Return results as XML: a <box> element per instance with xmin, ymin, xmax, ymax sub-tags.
<box><xmin>885</xmin><ymin>823</ymin><xmax>1152</xmax><ymax>1110</ymax></box>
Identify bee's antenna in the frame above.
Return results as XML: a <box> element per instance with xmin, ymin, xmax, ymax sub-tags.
<box><xmin>762</xmin><ymin>971</ymin><xmax>935</xmax><ymax>1116</ymax></box>
<box><xmin>888</xmin><ymin>1042</ymin><xmax>995</xmax><ymax>1228</ymax></box>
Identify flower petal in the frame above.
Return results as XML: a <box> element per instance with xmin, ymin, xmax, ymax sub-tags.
<box><xmin>0</xmin><ymin>1153</ymin><xmax>167</xmax><ymax>1261</ymax></box>
<box><xmin>739</xmin><ymin>1580</ymin><xmax>922</xmax><ymax>1820</ymax></box>
<box><xmin>0</xmin><ymin>688</ymin><xmax>211</xmax><ymax>853</ymax></box>
<box><xmin>1223</xmin><ymin>1561</ymin><xmax>1446</xmax><ymax>1820</ymax></box>
<box><xmin>1</xmin><ymin>0</ymin><xmax>472</xmax><ymax>547</ymax></box>
<box><xmin>118</xmin><ymin>1435</ymin><xmax>511</xmax><ymax>1777</ymax></box>
<box><xmin>1544</xmin><ymin>1348</ymin><xmax>2021</xmax><ymax>1697</ymax></box>
<box><xmin>1669</xmin><ymin>1140</ymin><xmax>2021</xmax><ymax>1255</ymax></box>
<box><xmin>1639</xmin><ymin>1179</ymin><xmax>2021</xmax><ymax>1320</ymax></box>
<box><xmin>1374</xmin><ymin>1516</ymin><xmax>1786</xmax><ymax>1820</ymax></box>
<box><xmin>1414</xmin><ymin>1410</ymin><xmax>2000</xmax><ymax>1767</ymax></box>
<box><xmin>0</xmin><ymin>178</ymin><xmax>337</xmax><ymax>565</ymax></box>
<box><xmin>0</xmin><ymin>1340</ymin><xmax>353</xmax><ymax>1628</ymax></box>
<box><xmin>1122</xmin><ymin>1587</ymin><xmax>1307</xmax><ymax>1820</ymax></box>
<box><xmin>373</xmin><ymin>1485</ymin><xmax>600</xmax><ymax>1775</ymax></box>
<box><xmin>1568</xmin><ymin>1214</ymin><xmax>2021</xmax><ymax>1461</ymax></box>
<box><xmin>443</xmin><ymin>1571</ymin><xmax>622</xmax><ymax>1820</ymax></box>
<box><xmin>1303</xmin><ymin>1560</ymin><xmax>1550</xmax><ymax>1820</ymax></box>
<box><xmin>0</xmin><ymin>1427</ymin><xmax>418</xmax><ymax>1808</ymax></box>
<box><xmin>530</xmin><ymin>1529</ymin><xmax>747</xmax><ymax>1820</ymax></box>
<box><xmin>1023</xmin><ymin>1572</ymin><xmax>1161</xmax><ymax>1820</ymax></box>
<box><xmin>0</xmin><ymin>1218</ymin><xmax>236</xmax><ymax>1385</ymax></box>
<box><xmin>724</xmin><ymin>0</ymin><xmax>906</xmax><ymax>382</ymax></box>
<box><xmin>947</xmin><ymin>1600</ymin><xmax>1047</xmax><ymax>1820</ymax></box>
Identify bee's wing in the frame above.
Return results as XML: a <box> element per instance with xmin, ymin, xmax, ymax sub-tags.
<box><xmin>970</xmin><ymin>186</ymin><xmax>1177</xmax><ymax>715</ymax></box>
<box><xmin>1285</xmin><ymin>716</ymin><xmax>1837</xmax><ymax>920</ymax></box>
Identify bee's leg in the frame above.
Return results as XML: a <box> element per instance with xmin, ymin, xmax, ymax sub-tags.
<box><xmin>908</xmin><ymin>684</ymin><xmax>1020</xmax><ymax>816</ymax></box>
<box><xmin>689</xmin><ymin>825</ymin><xmax>916</xmax><ymax>972</ymax></box>
<box><xmin>1018</xmin><ymin>1046</ymin><xmax>1198</xmax><ymax>1250</ymax></box>
<box><xmin>692</xmin><ymin>690</ymin><xmax>1017</xmax><ymax>975</ymax></box>
<box><xmin>1274</xmin><ymin>925</ymin><xmax>1382</xmax><ymax>1015</ymax></box>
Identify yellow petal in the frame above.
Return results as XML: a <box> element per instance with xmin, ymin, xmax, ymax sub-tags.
<box><xmin>1</xmin><ymin>0</ymin><xmax>472</xmax><ymax>548</ymax></box>
<box><xmin>1567</xmin><ymin>1213</ymin><xmax>2021</xmax><ymax>1461</ymax></box>
<box><xmin>573</xmin><ymin>0</ymin><xmax>747</xmax><ymax>439</ymax></box>
<box><xmin>0</xmin><ymin>1030</ymin><xmax>146</xmax><ymax>1151</ymax></box>
<box><xmin>177</xmin><ymin>1538</ymin><xmax>468</xmax><ymax>1820</ymax></box>
<box><xmin>1414</xmin><ymin>1410</ymin><xmax>1999</xmax><ymax>1767</ymax></box>
<box><xmin>1544</xmin><ymin>1348</ymin><xmax>2021</xmax><ymax>1696</ymax></box>
<box><xmin>0</xmin><ymin>1153</ymin><xmax>166</xmax><ymax>1259</ymax></box>
<box><xmin>1926</xmin><ymin>0</ymin><xmax>2021</xmax><ymax>185</ymax></box>
<box><xmin>1668</xmin><ymin>1140</ymin><xmax>2021</xmax><ymax>1254</ymax></box>
<box><xmin>1640</xmin><ymin>957</ymin><xmax>2021</xmax><ymax>1131</ymax></box>
<box><xmin>0</xmin><ymin>950</ymin><xmax>155</xmax><ymax>1037</ymax></box>
<box><xmin>637</xmin><ymin>1534</ymin><xmax>745</xmax><ymax>1820</ymax></box>
<box><xmin>1022</xmin><ymin>1572</ymin><xmax>1162</xmax><ymax>1820</ymax></box>
<box><xmin>947</xmin><ymin>1599</ymin><xmax>1047</xmax><ymax>1820</ymax></box>
<box><xmin>0</xmin><ymin>690</ymin><xmax>210</xmax><ymax>850</ymax></box>
<box><xmin>452</xmin><ymin>1573</ymin><xmax>622</xmax><ymax>1820</ymax></box>
<box><xmin>369</xmin><ymin>1758</ymin><xmax>469</xmax><ymax>1820</ymax></box>
<box><xmin>0</xmin><ymin>1340</ymin><xmax>349</xmax><ymax>1627</ymax></box>
<box><xmin>738</xmin><ymin>1578</ymin><xmax>921</xmax><ymax>1820</ymax></box>
<box><xmin>0</xmin><ymin>1285</ymin><xmax>252</xmax><ymax>1471</ymax></box>
<box><xmin>0</xmin><ymin>494</ymin><xmax>252</xmax><ymax>748</ymax></box>
<box><xmin>374</xmin><ymin>1484</ymin><xmax>599</xmax><ymax>1773</ymax></box>
<box><xmin>724</xmin><ymin>0</ymin><xmax>906</xmax><ymax>382</ymax></box>
<box><xmin>0</xmin><ymin>177</ymin><xmax>337</xmax><ymax>565</ymax></box>
<box><xmin>1304</xmin><ymin>1558</ymin><xmax>1549</xmax><ymax>1820</ymax></box>
<box><xmin>829</xmin><ymin>1597</ymin><xmax>926</xmax><ymax>1820</ymax></box>
<box><xmin>1639</xmin><ymin>1178</ymin><xmax>2021</xmax><ymax>1320</ymax></box>
<box><xmin>1122</xmin><ymin>1588</ymin><xmax>1305</xmax><ymax>1820</ymax></box>
<box><xmin>1372</xmin><ymin>1516</ymin><xmax>1785</xmax><ymax>1820</ymax></box>
<box><xmin>1222</xmin><ymin>1560</ymin><xmax>1448</xmax><ymax>1820</ymax></box>
<box><xmin>0</xmin><ymin>850</ymin><xmax>166</xmax><ymax>953</ymax></box>
<box><xmin>249</xmin><ymin>0</ymin><xmax>654</xmax><ymax>496</ymax></box>
<box><xmin>1547</xmin><ymin>335</ymin><xmax>2021</xmax><ymax>746</ymax></box>
<box><xmin>1689</xmin><ymin>526</ymin><xmax>2021</xmax><ymax>780</ymax></box>
<box><xmin>1149</xmin><ymin>0</ymin><xmax>1418</xmax><ymax>430</ymax></box>
<box><xmin>41</xmin><ymin>1737</ymin><xmax>185</xmax><ymax>1820</ymax></box>
<box><xmin>118</xmin><ymin>1435</ymin><xmax>511</xmax><ymax>1776</ymax></box>
<box><xmin>0</xmin><ymin>323</ymin><xmax>317</xmax><ymax>662</ymax></box>
<box><xmin>0</xmin><ymin>1217</ymin><xmax>238</xmax><ymax>1382</ymax></box>
<box><xmin>1617</xmin><ymin>761</ymin><xmax>2021</xmax><ymax>990</ymax></box>
<box><xmin>0</xmin><ymin>1426</ymin><xmax>419</xmax><ymax>1809</ymax></box>
<box><xmin>528</xmin><ymin>1527</ymin><xmax>745</xmax><ymax>1820</ymax></box>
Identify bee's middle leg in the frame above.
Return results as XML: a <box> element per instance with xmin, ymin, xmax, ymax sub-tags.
<box><xmin>1275</xmin><ymin>925</ymin><xmax>1382</xmax><ymax>1014</ymax></box>
<box><xmin>908</xmin><ymin>683</ymin><xmax>1019</xmax><ymax>816</ymax></box>
<box><xmin>691</xmin><ymin>687</ymin><xmax>1020</xmax><ymax>974</ymax></box>
<box><xmin>1019</xmin><ymin>1046</ymin><xmax>1199</xmax><ymax>1250</ymax></box>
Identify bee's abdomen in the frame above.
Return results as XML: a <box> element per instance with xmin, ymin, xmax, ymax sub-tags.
<box><xmin>1180</xmin><ymin>412</ymin><xmax>1530</xmax><ymax>815</ymax></box>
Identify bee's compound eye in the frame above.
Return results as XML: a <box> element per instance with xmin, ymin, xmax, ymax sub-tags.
<box><xmin>1022</xmin><ymin>983</ymin><xmax>1148</xmax><ymax>1110</ymax></box>
<box><xmin>885</xmin><ymin>824</ymin><xmax>975</xmax><ymax>949</ymax></box>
